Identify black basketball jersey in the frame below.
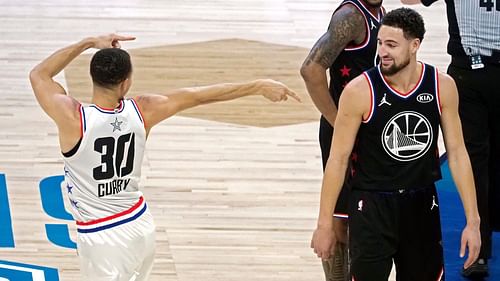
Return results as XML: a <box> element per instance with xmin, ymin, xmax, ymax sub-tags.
<box><xmin>329</xmin><ymin>0</ymin><xmax>383</xmax><ymax>105</ymax></box>
<box><xmin>350</xmin><ymin>63</ymin><xmax>442</xmax><ymax>191</ymax></box>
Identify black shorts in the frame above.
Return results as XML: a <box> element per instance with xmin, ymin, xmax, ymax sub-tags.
<box><xmin>348</xmin><ymin>185</ymin><xmax>444</xmax><ymax>281</ymax></box>
<box><xmin>319</xmin><ymin>116</ymin><xmax>350</xmax><ymax>218</ymax></box>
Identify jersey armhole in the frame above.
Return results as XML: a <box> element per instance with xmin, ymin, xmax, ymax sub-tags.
<box><xmin>62</xmin><ymin>138</ymin><xmax>82</xmax><ymax>158</ymax></box>
<box><xmin>130</xmin><ymin>98</ymin><xmax>147</xmax><ymax>130</ymax></box>
<box><xmin>343</xmin><ymin>2</ymin><xmax>370</xmax><ymax>51</ymax></box>
<box><xmin>62</xmin><ymin>104</ymin><xmax>86</xmax><ymax>158</ymax></box>
<box><xmin>362</xmin><ymin>72</ymin><xmax>375</xmax><ymax>123</ymax></box>
<box><xmin>434</xmin><ymin>68</ymin><xmax>442</xmax><ymax>115</ymax></box>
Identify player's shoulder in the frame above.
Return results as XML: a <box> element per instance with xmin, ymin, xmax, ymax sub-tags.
<box><xmin>337</xmin><ymin>74</ymin><xmax>372</xmax><ymax>118</ymax></box>
<box><xmin>332</xmin><ymin>1</ymin><xmax>365</xmax><ymax>21</ymax></box>
<box><xmin>132</xmin><ymin>94</ymin><xmax>168</xmax><ymax>108</ymax></box>
<box><xmin>344</xmin><ymin>72</ymin><xmax>371</xmax><ymax>94</ymax></box>
<box><xmin>435</xmin><ymin>69</ymin><xmax>457</xmax><ymax>90</ymax></box>
<box><xmin>54</xmin><ymin>94</ymin><xmax>82</xmax><ymax>122</ymax></box>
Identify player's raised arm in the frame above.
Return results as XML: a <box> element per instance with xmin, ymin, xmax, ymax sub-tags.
<box><xmin>133</xmin><ymin>79</ymin><xmax>301</xmax><ymax>131</ymax></box>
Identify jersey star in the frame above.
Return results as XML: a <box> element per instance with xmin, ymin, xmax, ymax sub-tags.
<box><xmin>70</xmin><ymin>199</ymin><xmax>79</xmax><ymax>209</ymax></box>
<box><xmin>110</xmin><ymin>117</ymin><xmax>123</xmax><ymax>132</ymax></box>
<box><xmin>66</xmin><ymin>184</ymin><xmax>74</xmax><ymax>194</ymax></box>
<box><xmin>340</xmin><ymin>65</ymin><xmax>351</xmax><ymax>77</ymax></box>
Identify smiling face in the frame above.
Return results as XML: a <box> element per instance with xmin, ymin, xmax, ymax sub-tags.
<box><xmin>376</xmin><ymin>8</ymin><xmax>426</xmax><ymax>76</ymax></box>
<box><xmin>377</xmin><ymin>25</ymin><xmax>419</xmax><ymax>76</ymax></box>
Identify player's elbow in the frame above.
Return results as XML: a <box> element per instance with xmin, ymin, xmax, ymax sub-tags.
<box><xmin>300</xmin><ymin>61</ymin><xmax>327</xmax><ymax>84</ymax></box>
<box><xmin>300</xmin><ymin>63</ymin><xmax>316</xmax><ymax>82</ymax></box>
<box><xmin>29</xmin><ymin>68</ymin><xmax>40</xmax><ymax>84</ymax></box>
<box><xmin>445</xmin><ymin>141</ymin><xmax>470</xmax><ymax>166</ymax></box>
<box><xmin>329</xmin><ymin>150</ymin><xmax>351</xmax><ymax>168</ymax></box>
<box><xmin>324</xmin><ymin>152</ymin><xmax>350</xmax><ymax>178</ymax></box>
<box><xmin>29</xmin><ymin>66</ymin><xmax>46</xmax><ymax>87</ymax></box>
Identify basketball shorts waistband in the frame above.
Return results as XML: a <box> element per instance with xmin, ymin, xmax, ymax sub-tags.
<box><xmin>76</xmin><ymin>197</ymin><xmax>147</xmax><ymax>233</ymax></box>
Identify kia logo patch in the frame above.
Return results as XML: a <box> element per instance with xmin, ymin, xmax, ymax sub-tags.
<box><xmin>417</xmin><ymin>93</ymin><xmax>434</xmax><ymax>103</ymax></box>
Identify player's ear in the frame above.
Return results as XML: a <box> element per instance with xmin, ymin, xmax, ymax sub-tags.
<box><xmin>121</xmin><ymin>78</ymin><xmax>132</xmax><ymax>95</ymax></box>
<box><xmin>410</xmin><ymin>38</ymin><xmax>421</xmax><ymax>54</ymax></box>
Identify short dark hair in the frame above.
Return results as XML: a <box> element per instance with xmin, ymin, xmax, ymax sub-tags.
<box><xmin>90</xmin><ymin>48</ymin><xmax>132</xmax><ymax>89</ymax></box>
<box><xmin>381</xmin><ymin>7</ymin><xmax>425</xmax><ymax>42</ymax></box>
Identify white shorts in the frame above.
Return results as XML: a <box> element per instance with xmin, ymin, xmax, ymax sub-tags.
<box><xmin>76</xmin><ymin>200</ymin><xmax>156</xmax><ymax>281</ymax></box>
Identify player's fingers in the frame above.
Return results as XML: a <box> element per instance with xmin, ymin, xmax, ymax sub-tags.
<box><xmin>329</xmin><ymin>243</ymin><xmax>336</xmax><ymax>256</ymax></box>
<box><xmin>470</xmin><ymin>242</ymin><xmax>480</xmax><ymax>264</ymax></box>
<box><xmin>464</xmin><ymin>250</ymin><xmax>475</xmax><ymax>269</ymax></box>
<box><xmin>320</xmin><ymin>251</ymin><xmax>330</xmax><ymax>260</ymax></box>
<box><xmin>286</xmin><ymin>90</ymin><xmax>302</xmax><ymax>102</ymax></box>
<box><xmin>459</xmin><ymin>235</ymin><xmax>466</xmax><ymax>258</ymax></box>
<box><xmin>116</xmin><ymin>35</ymin><xmax>136</xmax><ymax>41</ymax></box>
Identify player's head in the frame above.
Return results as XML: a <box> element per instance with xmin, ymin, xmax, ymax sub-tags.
<box><xmin>362</xmin><ymin>0</ymin><xmax>383</xmax><ymax>8</ymax></box>
<box><xmin>378</xmin><ymin>8</ymin><xmax>425</xmax><ymax>76</ymax></box>
<box><xmin>90</xmin><ymin>48</ymin><xmax>132</xmax><ymax>95</ymax></box>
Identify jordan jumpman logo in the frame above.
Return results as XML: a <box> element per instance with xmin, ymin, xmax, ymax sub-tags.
<box><xmin>378</xmin><ymin>93</ymin><xmax>392</xmax><ymax>107</ymax></box>
<box><xmin>431</xmin><ymin>195</ymin><xmax>439</xmax><ymax>210</ymax></box>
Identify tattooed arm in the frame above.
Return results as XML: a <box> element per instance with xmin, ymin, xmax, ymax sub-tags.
<box><xmin>300</xmin><ymin>4</ymin><xmax>366</xmax><ymax>126</ymax></box>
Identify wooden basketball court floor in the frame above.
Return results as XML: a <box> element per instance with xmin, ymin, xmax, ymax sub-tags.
<box><xmin>0</xmin><ymin>1</ymin><xmax>455</xmax><ymax>280</ymax></box>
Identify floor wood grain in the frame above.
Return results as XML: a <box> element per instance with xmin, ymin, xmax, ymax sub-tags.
<box><xmin>0</xmin><ymin>1</ymin><xmax>448</xmax><ymax>280</ymax></box>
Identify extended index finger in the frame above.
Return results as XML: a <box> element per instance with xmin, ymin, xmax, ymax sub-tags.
<box><xmin>286</xmin><ymin>89</ymin><xmax>302</xmax><ymax>102</ymax></box>
<box><xmin>115</xmin><ymin>35</ymin><xmax>136</xmax><ymax>41</ymax></box>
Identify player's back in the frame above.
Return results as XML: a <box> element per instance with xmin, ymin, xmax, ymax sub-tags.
<box><xmin>63</xmin><ymin>98</ymin><xmax>147</xmax><ymax>225</ymax></box>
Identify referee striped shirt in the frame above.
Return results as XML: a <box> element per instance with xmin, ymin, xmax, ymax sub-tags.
<box><xmin>423</xmin><ymin>0</ymin><xmax>500</xmax><ymax>57</ymax></box>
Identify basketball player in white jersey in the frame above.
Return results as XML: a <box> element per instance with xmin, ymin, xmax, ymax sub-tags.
<box><xmin>29</xmin><ymin>34</ymin><xmax>300</xmax><ymax>281</ymax></box>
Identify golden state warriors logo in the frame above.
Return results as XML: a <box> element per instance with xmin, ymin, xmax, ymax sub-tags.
<box><xmin>381</xmin><ymin>111</ymin><xmax>433</xmax><ymax>162</ymax></box>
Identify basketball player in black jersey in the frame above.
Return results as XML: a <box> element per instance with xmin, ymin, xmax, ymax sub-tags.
<box><xmin>311</xmin><ymin>8</ymin><xmax>481</xmax><ymax>281</ymax></box>
<box><xmin>300</xmin><ymin>0</ymin><xmax>383</xmax><ymax>280</ymax></box>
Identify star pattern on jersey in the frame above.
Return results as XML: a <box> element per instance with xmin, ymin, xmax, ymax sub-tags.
<box><xmin>70</xmin><ymin>198</ymin><xmax>79</xmax><ymax>209</ymax></box>
<box><xmin>66</xmin><ymin>184</ymin><xmax>73</xmax><ymax>194</ymax></box>
<box><xmin>350</xmin><ymin>151</ymin><xmax>358</xmax><ymax>176</ymax></box>
<box><xmin>351</xmin><ymin>151</ymin><xmax>358</xmax><ymax>162</ymax></box>
<box><xmin>110</xmin><ymin>117</ymin><xmax>123</xmax><ymax>132</ymax></box>
<box><xmin>340</xmin><ymin>65</ymin><xmax>351</xmax><ymax>77</ymax></box>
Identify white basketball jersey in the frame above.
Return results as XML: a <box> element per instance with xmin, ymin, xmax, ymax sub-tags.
<box><xmin>63</xmin><ymin>98</ymin><xmax>146</xmax><ymax>224</ymax></box>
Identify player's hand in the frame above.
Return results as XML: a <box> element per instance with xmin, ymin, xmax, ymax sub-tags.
<box><xmin>91</xmin><ymin>33</ymin><xmax>136</xmax><ymax>49</ymax></box>
<box><xmin>460</xmin><ymin>222</ymin><xmax>481</xmax><ymax>269</ymax></box>
<box><xmin>257</xmin><ymin>79</ymin><xmax>302</xmax><ymax>103</ymax></box>
<box><xmin>311</xmin><ymin>225</ymin><xmax>336</xmax><ymax>260</ymax></box>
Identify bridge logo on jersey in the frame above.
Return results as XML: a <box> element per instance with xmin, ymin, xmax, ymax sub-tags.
<box><xmin>381</xmin><ymin>111</ymin><xmax>433</xmax><ymax>162</ymax></box>
<box><xmin>416</xmin><ymin>93</ymin><xmax>434</xmax><ymax>104</ymax></box>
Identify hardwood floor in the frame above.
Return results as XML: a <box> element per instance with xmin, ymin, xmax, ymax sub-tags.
<box><xmin>0</xmin><ymin>1</ymin><xmax>448</xmax><ymax>280</ymax></box>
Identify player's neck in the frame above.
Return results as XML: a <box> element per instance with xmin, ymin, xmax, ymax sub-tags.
<box><xmin>383</xmin><ymin>60</ymin><xmax>422</xmax><ymax>94</ymax></box>
<box><xmin>92</xmin><ymin>86</ymin><xmax>125</xmax><ymax>109</ymax></box>
<box><xmin>360</xmin><ymin>0</ymin><xmax>381</xmax><ymax>15</ymax></box>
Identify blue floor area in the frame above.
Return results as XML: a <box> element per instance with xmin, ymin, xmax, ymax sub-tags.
<box><xmin>437</xmin><ymin>161</ymin><xmax>499</xmax><ymax>280</ymax></box>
